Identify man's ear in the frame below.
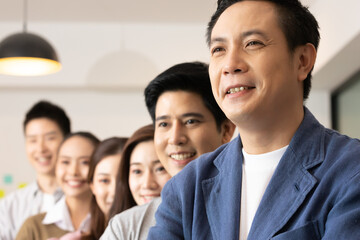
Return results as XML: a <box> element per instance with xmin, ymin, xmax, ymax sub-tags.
<box><xmin>221</xmin><ymin>119</ymin><xmax>236</xmax><ymax>144</ymax></box>
<box><xmin>297</xmin><ymin>43</ymin><xmax>317</xmax><ymax>82</ymax></box>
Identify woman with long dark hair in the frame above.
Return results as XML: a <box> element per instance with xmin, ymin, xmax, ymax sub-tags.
<box><xmin>108</xmin><ymin>124</ymin><xmax>170</xmax><ymax>219</ymax></box>
<box><xmin>85</xmin><ymin>137</ymin><xmax>128</xmax><ymax>240</ymax></box>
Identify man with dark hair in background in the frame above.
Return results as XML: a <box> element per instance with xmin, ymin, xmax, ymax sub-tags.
<box><xmin>0</xmin><ymin>100</ymin><xmax>71</xmax><ymax>239</ymax></box>
<box><xmin>101</xmin><ymin>62</ymin><xmax>235</xmax><ymax>239</ymax></box>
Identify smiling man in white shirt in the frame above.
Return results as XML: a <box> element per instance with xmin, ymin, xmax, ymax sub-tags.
<box><xmin>0</xmin><ymin>100</ymin><xmax>71</xmax><ymax>239</ymax></box>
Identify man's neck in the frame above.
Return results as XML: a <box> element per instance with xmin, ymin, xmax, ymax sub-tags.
<box><xmin>36</xmin><ymin>174</ymin><xmax>58</xmax><ymax>194</ymax></box>
<box><xmin>238</xmin><ymin>107</ymin><xmax>304</xmax><ymax>154</ymax></box>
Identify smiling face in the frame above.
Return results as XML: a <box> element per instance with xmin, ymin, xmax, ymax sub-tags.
<box><xmin>128</xmin><ymin>140</ymin><xmax>171</xmax><ymax>205</ymax></box>
<box><xmin>56</xmin><ymin>136</ymin><xmax>94</xmax><ymax>199</ymax></box>
<box><xmin>25</xmin><ymin>118</ymin><xmax>64</xmax><ymax>177</ymax></box>
<box><xmin>154</xmin><ymin>90</ymin><xmax>229</xmax><ymax>176</ymax></box>
<box><xmin>90</xmin><ymin>154</ymin><xmax>121</xmax><ymax>218</ymax></box>
<box><xmin>209</xmin><ymin>1</ymin><xmax>304</xmax><ymax>129</ymax></box>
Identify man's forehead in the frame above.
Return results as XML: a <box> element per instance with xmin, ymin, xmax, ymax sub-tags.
<box><xmin>155</xmin><ymin>90</ymin><xmax>213</xmax><ymax>119</ymax></box>
<box><xmin>213</xmin><ymin>1</ymin><xmax>277</xmax><ymax>30</ymax></box>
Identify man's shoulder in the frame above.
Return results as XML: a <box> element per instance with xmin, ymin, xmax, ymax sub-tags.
<box><xmin>324</xmin><ymin>127</ymin><xmax>360</xmax><ymax>147</ymax></box>
<box><xmin>0</xmin><ymin>182</ymin><xmax>37</xmax><ymax>206</ymax></box>
<box><xmin>322</xmin><ymin>128</ymin><xmax>360</xmax><ymax>165</ymax></box>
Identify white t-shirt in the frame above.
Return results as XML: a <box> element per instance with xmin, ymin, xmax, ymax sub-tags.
<box><xmin>239</xmin><ymin>145</ymin><xmax>288</xmax><ymax>240</ymax></box>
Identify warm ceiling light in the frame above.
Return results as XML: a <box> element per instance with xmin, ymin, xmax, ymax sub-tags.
<box><xmin>0</xmin><ymin>0</ymin><xmax>61</xmax><ymax>76</ymax></box>
<box><xmin>0</xmin><ymin>33</ymin><xmax>61</xmax><ymax>76</ymax></box>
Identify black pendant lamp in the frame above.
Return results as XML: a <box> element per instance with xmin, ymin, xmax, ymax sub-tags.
<box><xmin>0</xmin><ymin>0</ymin><xmax>61</xmax><ymax>76</ymax></box>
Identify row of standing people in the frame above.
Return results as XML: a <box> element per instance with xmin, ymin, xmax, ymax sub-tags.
<box><xmin>3</xmin><ymin>0</ymin><xmax>360</xmax><ymax>238</ymax></box>
<box><xmin>1</xmin><ymin>61</ymin><xmax>231</xmax><ymax>239</ymax></box>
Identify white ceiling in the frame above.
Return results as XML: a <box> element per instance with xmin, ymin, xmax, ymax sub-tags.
<box><xmin>0</xmin><ymin>0</ymin><xmax>217</xmax><ymax>23</ymax></box>
<box><xmin>0</xmin><ymin>0</ymin><xmax>316</xmax><ymax>23</ymax></box>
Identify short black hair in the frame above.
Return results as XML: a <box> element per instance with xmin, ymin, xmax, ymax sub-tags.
<box><xmin>144</xmin><ymin>61</ymin><xmax>228</xmax><ymax>131</ymax></box>
<box><xmin>23</xmin><ymin>100</ymin><xmax>71</xmax><ymax>136</ymax></box>
<box><xmin>206</xmin><ymin>0</ymin><xmax>320</xmax><ymax>100</ymax></box>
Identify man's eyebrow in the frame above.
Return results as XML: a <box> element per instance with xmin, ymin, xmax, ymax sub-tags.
<box><xmin>209</xmin><ymin>37</ymin><xmax>227</xmax><ymax>47</ymax></box>
<box><xmin>44</xmin><ymin>131</ymin><xmax>59</xmax><ymax>136</ymax></box>
<box><xmin>241</xmin><ymin>29</ymin><xmax>269</xmax><ymax>39</ymax></box>
<box><xmin>26</xmin><ymin>131</ymin><xmax>58</xmax><ymax>138</ymax></box>
<box><xmin>181</xmin><ymin>112</ymin><xmax>205</xmax><ymax>119</ymax></box>
<box><xmin>155</xmin><ymin>115</ymin><xmax>170</xmax><ymax>122</ymax></box>
<box><xmin>155</xmin><ymin>112</ymin><xmax>205</xmax><ymax>121</ymax></box>
<box><xmin>210</xmin><ymin>30</ymin><xmax>269</xmax><ymax>46</ymax></box>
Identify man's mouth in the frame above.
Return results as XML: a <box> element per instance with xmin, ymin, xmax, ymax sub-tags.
<box><xmin>227</xmin><ymin>86</ymin><xmax>255</xmax><ymax>94</ymax></box>
<box><xmin>170</xmin><ymin>152</ymin><xmax>196</xmax><ymax>160</ymax></box>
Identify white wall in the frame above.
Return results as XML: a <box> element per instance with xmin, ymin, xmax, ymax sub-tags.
<box><xmin>306</xmin><ymin>0</ymin><xmax>360</xmax><ymax>129</ymax></box>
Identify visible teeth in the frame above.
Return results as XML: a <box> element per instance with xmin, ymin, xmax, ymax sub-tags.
<box><xmin>67</xmin><ymin>180</ymin><xmax>83</xmax><ymax>187</ymax></box>
<box><xmin>227</xmin><ymin>86</ymin><xmax>250</xmax><ymax>94</ymax></box>
<box><xmin>170</xmin><ymin>153</ymin><xmax>195</xmax><ymax>160</ymax></box>
<box><xmin>38</xmin><ymin>157</ymin><xmax>50</xmax><ymax>163</ymax></box>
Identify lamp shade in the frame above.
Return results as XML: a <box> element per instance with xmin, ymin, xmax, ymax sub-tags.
<box><xmin>0</xmin><ymin>32</ymin><xmax>61</xmax><ymax>76</ymax></box>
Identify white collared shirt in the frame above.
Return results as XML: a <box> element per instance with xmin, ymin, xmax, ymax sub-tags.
<box><xmin>0</xmin><ymin>181</ymin><xmax>63</xmax><ymax>240</ymax></box>
<box><xmin>42</xmin><ymin>196</ymin><xmax>91</xmax><ymax>233</ymax></box>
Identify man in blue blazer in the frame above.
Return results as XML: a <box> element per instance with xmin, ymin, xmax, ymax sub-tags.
<box><xmin>148</xmin><ymin>0</ymin><xmax>360</xmax><ymax>239</ymax></box>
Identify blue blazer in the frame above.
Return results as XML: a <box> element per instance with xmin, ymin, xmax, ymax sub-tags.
<box><xmin>148</xmin><ymin>108</ymin><xmax>360</xmax><ymax>239</ymax></box>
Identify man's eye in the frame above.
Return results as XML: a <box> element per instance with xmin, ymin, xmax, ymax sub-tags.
<box><xmin>211</xmin><ymin>47</ymin><xmax>224</xmax><ymax>54</ymax></box>
<box><xmin>158</xmin><ymin>122</ymin><xmax>168</xmax><ymax>128</ymax></box>
<box><xmin>185</xmin><ymin>119</ymin><xmax>199</xmax><ymax>125</ymax></box>
<box><xmin>246</xmin><ymin>41</ymin><xmax>264</xmax><ymax>48</ymax></box>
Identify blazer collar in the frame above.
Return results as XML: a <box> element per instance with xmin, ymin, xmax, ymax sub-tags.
<box><xmin>202</xmin><ymin>107</ymin><xmax>325</xmax><ymax>240</ymax></box>
<box><xmin>248</xmin><ymin>108</ymin><xmax>325</xmax><ymax>239</ymax></box>
<box><xmin>202</xmin><ymin>136</ymin><xmax>243</xmax><ymax>239</ymax></box>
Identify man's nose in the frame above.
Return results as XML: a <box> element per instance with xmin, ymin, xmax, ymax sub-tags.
<box><xmin>168</xmin><ymin>121</ymin><xmax>187</xmax><ymax>146</ymax></box>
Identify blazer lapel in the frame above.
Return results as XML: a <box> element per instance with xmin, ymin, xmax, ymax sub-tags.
<box><xmin>247</xmin><ymin>149</ymin><xmax>318</xmax><ymax>239</ymax></box>
<box><xmin>248</xmin><ymin>108</ymin><xmax>324</xmax><ymax>239</ymax></box>
<box><xmin>202</xmin><ymin>137</ymin><xmax>243</xmax><ymax>240</ymax></box>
